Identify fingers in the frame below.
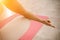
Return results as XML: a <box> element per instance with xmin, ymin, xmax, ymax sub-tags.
<box><xmin>46</xmin><ymin>20</ymin><xmax>55</xmax><ymax>28</ymax></box>
<box><xmin>46</xmin><ymin>20</ymin><xmax>51</xmax><ymax>23</ymax></box>
<box><xmin>42</xmin><ymin>20</ymin><xmax>55</xmax><ymax>28</ymax></box>
<box><xmin>50</xmin><ymin>25</ymin><xmax>55</xmax><ymax>28</ymax></box>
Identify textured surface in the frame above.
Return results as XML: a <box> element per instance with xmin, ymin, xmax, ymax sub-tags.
<box><xmin>0</xmin><ymin>0</ymin><xmax>60</xmax><ymax>40</ymax></box>
<box><xmin>0</xmin><ymin>15</ymin><xmax>48</xmax><ymax>40</ymax></box>
<box><xmin>18</xmin><ymin>0</ymin><xmax>60</xmax><ymax>40</ymax></box>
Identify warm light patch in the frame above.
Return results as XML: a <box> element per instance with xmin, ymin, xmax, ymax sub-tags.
<box><xmin>5</xmin><ymin>8</ymin><xmax>15</xmax><ymax>18</ymax></box>
<box><xmin>0</xmin><ymin>3</ymin><xmax>4</xmax><ymax>14</ymax></box>
<box><xmin>0</xmin><ymin>3</ymin><xmax>4</xmax><ymax>21</ymax></box>
<box><xmin>0</xmin><ymin>0</ymin><xmax>2</xmax><ymax>2</ymax></box>
<box><xmin>0</xmin><ymin>0</ymin><xmax>14</xmax><ymax>18</ymax></box>
<box><xmin>0</xmin><ymin>4</ymin><xmax>15</xmax><ymax>21</ymax></box>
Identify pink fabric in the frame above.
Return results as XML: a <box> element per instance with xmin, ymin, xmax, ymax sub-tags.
<box><xmin>19</xmin><ymin>16</ymin><xmax>48</xmax><ymax>40</ymax></box>
<box><xmin>0</xmin><ymin>14</ymin><xmax>19</xmax><ymax>29</ymax></box>
<box><xmin>0</xmin><ymin>14</ymin><xmax>48</xmax><ymax>40</ymax></box>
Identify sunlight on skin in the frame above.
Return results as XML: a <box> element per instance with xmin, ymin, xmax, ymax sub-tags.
<box><xmin>0</xmin><ymin>0</ymin><xmax>55</xmax><ymax>28</ymax></box>
<box><xmin>0</xmin><ymin>3</ymin><xmax>4</xmax><ymax>15</ymax></box>
<box><xmin>5</xmin><ymin>7</ymin><xmax>15</xmax><ymax>18</ymax></box>
<box><xmin>0</xmin><ymin>3</ymin><xmax>5</xmax><ymax>21</ymax></box>
<box><xmin>0</xmin><ymin>3</ymin><xmax>14</xmax><ymax>21</ymax></box>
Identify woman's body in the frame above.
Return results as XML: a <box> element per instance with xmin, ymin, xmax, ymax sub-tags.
<box><xmin>0</xmin><ymin>0</ymin><xmax>55</xmax><ymax>27</ymax></box>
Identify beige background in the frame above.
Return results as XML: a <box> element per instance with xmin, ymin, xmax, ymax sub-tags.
<box><xmin>18</xmin><ymin>0</ymin><xmax>60</xmax><ymax>40</ymax></box>
<box><xmin>0</xmin><ymin>0</ymin><xmax>60</xmax><ymax>40</ymax></box>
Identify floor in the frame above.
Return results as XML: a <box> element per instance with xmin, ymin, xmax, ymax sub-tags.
<box><xmin>0</xmin><ymin>0</ymin><xmax>60</xmax><ymax>40</ymax></box>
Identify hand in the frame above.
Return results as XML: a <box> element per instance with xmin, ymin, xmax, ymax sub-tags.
<box><xmin>41</xmin><ymin>19</ymin><xmax>55</xmax><ymax>28</ymax></box>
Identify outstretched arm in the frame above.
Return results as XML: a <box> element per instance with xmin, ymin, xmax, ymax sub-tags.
<box><xmin>1</xmin><ymin>0</ymin><xmax>55</xmax><ymax>28</ymax></box>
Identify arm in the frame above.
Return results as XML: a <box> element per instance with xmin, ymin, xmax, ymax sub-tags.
<box><xmin>1</xmin><ymin>0</ymin><xmax>55</xmax><ymax>28</ymax></box>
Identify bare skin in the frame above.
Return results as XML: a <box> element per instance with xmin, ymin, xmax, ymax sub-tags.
<box><xmin>0</xmin><ymin>3</ymin><xmax>5</xmax><ymax>21</ymax></box>
<box><xmin>0</xmin><ymin>0</ymin><xmax>55</xmax><ymax>28</ymax></box>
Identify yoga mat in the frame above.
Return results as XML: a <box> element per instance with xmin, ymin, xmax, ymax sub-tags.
<box><xmin>0</xmin><ymin>14</ymin><xmax>19</xmax><ymax>29</ymax></box>
<box><xmin>19</xmin><ymin>16</ymin><xmax>48</xmax><ymax>40</ymax></box>
<box><xmin>0</xmin><ymin>14</ymin><xmax>48</xmax><ymax>40</ymax></box>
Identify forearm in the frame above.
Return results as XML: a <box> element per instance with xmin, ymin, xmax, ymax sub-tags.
<box><xmin>1</xmin><ymin>0</ymin><xmax>55</xmax><ymax>27</ymax></box>
<box><xmin>1</xmin><ymin>0</ymin><xmax>26</xmax><ymax>13</ymax></box>
<box><xmin>1</xmin><ymin>0</ymin><xmax>42</xmax><ymax>21</ymax></box>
